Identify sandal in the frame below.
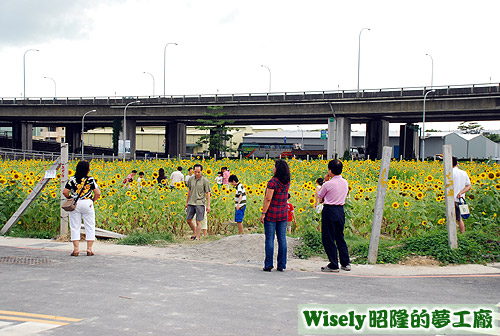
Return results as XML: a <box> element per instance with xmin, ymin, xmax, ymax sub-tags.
<box><xmin>87</xmin><ymin>251</ymin><xmax>94</xmax><ymax>256</ymax></box>
<box><xmin>190</xmin><ymin>236</ymin><xmax>196</xmax><ymax>241</ymax></box>
<box><xmin>70</xmin><ymin>251</ymin><xmax>79</xmax><ymax>256</ymax></box>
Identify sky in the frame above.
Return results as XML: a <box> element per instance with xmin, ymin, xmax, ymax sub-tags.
<box><xmin>1</xmin><ymin>0</ymin><xmax>499</xmax><ymax>132</ymax></box>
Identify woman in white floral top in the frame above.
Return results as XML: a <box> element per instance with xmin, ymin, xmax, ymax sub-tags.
<box><xmin>63</xmin><ymin>160</ymin><xmax>101</xmax><ymax>256</ymax></box>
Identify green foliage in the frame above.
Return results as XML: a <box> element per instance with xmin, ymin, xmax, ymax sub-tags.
<box><xmin>299</xmin><ymin>229</ymin><xmax>500</xmax><ymax>265</ymax></box>
<box><xmin>7</xmin><ymin>229</ymin><xmax>56</xmax><ymax>239</ymax></box>
<box><xmin>483</xmin><ymin>132</ymin><xmax>500</xmax><ymax>143</ymax></box>
<box><xmin>112</xmin><ymin>118</ymin><xmax>122</xmax><ymax>156</ymax></box>
<box><xmin>457</xmin><ymin>121</ymin><xmax>483</xmax><ymax>134</ymax></box>
<box><xmin>295</xmin><ymin>227</ymin><xmax>324</xmax><ymax>259</ymax></box>
<box><xmin>195</xmin><ymin>106</ymin><xmax>237</xmax><ymax>158</ymax></box>
<box><xmin>117</xmin><ymin>231</ymin><xmax>174</xmax><ymax>246</ymax></box>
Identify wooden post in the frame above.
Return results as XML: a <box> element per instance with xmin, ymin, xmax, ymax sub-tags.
<box><xmin>443</xmin><ymin>144</ymin><xmax>458</xmax><ymax>249</ymax></box>
<box><xmin>367</xmin><ymin>146</ymin><xmax>392</xmax><ymax>264</ymax></box>
<box><xmin>60</xmin><ymin>143</ymin><xmax>69</xmax><ymax>236</ymax></box>
<box><xmin>1</xmin><ymin>158</ymin><xmax>61</xmax><ymax>235</ymax></box>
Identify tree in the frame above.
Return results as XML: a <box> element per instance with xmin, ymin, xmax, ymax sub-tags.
<box><xmin>483</xmin><ymin>132</ymin><xmax>500</xmax><ymax>143</ymax></box>
<box><xmin>457</xmin><ymin>121</ymin><xmax>483</xmax><ymax>134</ymax></box>
<box><xmin>195</xmin><ymin>106</ymin><xmax>237</xmax><ymax>158</ymax></box>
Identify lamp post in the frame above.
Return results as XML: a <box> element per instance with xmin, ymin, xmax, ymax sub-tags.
<box><xmin>163</xmin><ymin>42</ymin><xmax>177</xmax><ymax>96</ymax></box>
<box><xmin>357</xmin><ymin>28</ymin><xmax>370</xmax><ymax>97</ymax></box>
<box><xmin>143</xmin><ymin>72</ymin><xmax>155</xmax><ymax>96</ymax></box>
<box><xmin>43</xmin><ymin>76</ymin><xmax>56</xmax><ymax>97</ymax></box>
<box><xmin>23</xmin><ymin>49</ymin><xmax>39</xmax><ymax>99</ymax></box>
<box><xmin>421</xmin><ymin>90</ymin><xmax>435</xmax><ymax>161</ymax></box>
<box><xmin>297</xmin><ymin>125</ymin><xmax>304</xmax><ymax>149</ymax></box>
<box><xmin>123</xmin><ymin>100</ymin><xmax>140</xmax><ymax>160</ymax></box>
<box><xmin>81</xmin><ymin>109</ymin><xmax>97</xmax><ymax>159</ymax></box>
<box><xmin>426</xmin><ymin>53</ymin><xmax>434</xmax><ymax>89</ymax></box>
<box><xmin>261</xmin><ymin>65</ymin><xmax>272</xmax><ymax>92</ymax></box>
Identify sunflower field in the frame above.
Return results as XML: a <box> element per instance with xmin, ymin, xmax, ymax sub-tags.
<box><xmin>1</xmin><ymin>157</ymin><xmax>499</xmax><ymax>239</ymax></box>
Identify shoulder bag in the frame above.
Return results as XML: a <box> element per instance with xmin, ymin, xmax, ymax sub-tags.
<box><xmin>62</xmin><ymin>177</ymin><xmax>90</xmax><ymax>212</ymax></box>
<box><xmin>458</xmin><ymin>197</ymin><xmax>470</xmax><ymax>219</ymax></box>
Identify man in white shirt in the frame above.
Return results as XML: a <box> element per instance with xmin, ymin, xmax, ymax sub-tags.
<box><xmin>185</xmin><ymin>167</ymin><xmax>193</xmax><ymax>184</ymax></box>
<box><xmin>452</xmin><ymin>157</ymin><xmax>471</xmax><ymax>234</ymax></box>
<box><xmin>170</xmin><ymin>166</ymin><xmax>184</xmax><ymax>189</ymax></box>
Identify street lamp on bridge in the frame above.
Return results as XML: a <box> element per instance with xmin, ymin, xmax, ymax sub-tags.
<box><xmin>421</xmin><ymin>89</ymin><xmax>435</xmax><ymax>161</ymax></box>
<box><xmin>81</xmin><ymin>109</ymin><xmax>97</xmax><ymax>159</ymax></box>
<box><xmin>163</xmin><ymin>42</ymin><xmax>178</xmax><ymax>96</ymax></box>
<box><xmin>123</xmin><ymin>100</ymin><xmax>141</xmax><ymax>160</ymax></box>
<box><xmin>43</xmin><ymin>76</ymin><xmax>57</xmax><ymax>97</ymax></box>
<box><xmin>357</xmin><ymin>28</ymin><xmax>370</xmax><ymax>97</ymax></box>
<box><xmin>143</xmin><ymin>72</ymin><xmax>155</xmax><ymax>96</ymax></box>
<box><xmin>261</xmin><ymin>65</ymin><xmax>272</xmax><ymax>92</ymax></box>
<box><xmin>23</xmin><ymin>49</ymin><xmax>39</xmax><ymax>99</ymax></box>
<box><xmin>426</xmin><ymin>53</ymin><xmax>434</xmax><ymax>89</ymax></box>
<box><xmin>297</xmin><ymin>125</ymin><xmax>304</xmax><ymax>149</ymax></box>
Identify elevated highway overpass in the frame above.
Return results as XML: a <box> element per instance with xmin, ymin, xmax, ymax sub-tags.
<box><xmin>1</xmin><ymin>83</ymin><xmax>499</xmax><ymax>159</ymax></box>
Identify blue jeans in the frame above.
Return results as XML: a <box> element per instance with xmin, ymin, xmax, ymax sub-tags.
<box><xmin>264</xmin><ymin>220</ymin><xmax>287</xmax><ymax>269</ymax></box>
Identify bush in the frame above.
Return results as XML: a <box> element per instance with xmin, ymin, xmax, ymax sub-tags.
<box><xmin>118</xmin><ymin>231</ymin><xmax>174</xmax><ymax>246</ymax></box>
<box><xmin>295</xmin><ymin>228</ymin><xmax>324</xmax><ymax>259</ymax></box>
<box><xmin>297</xmin><ymin>228</ymin><xmax>500</xmax><ymax>265</ymax></box>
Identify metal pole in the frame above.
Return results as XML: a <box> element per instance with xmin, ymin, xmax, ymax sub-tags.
<box><xmin>163</xmin><ymin>42</ymin><xmax>178</xmax><ymax>96</ymax></box>
<box><xmin>261</xmin><ymin>65</ymin><xmax>272</xmax><ymax>92</ymax></box>
<box><xmin>143</xmin><ymin>72</ymin><xmax>155</xmax><ymax>96</ymax></box>
<box><xmin>426</xmin><ymin>53</ymin><xmax>434</xmax><ymax>89</ymax></box>
<box><xmin>123</xmin><ymin>101</ymin><xmax>140</xmax><ymax>160</ymax></box>
<box><xmin>43</xmin><ymin>76</ymin><xmax>57</xmax><ymax>97</ymax></box>
<box><xmin>421</xmin><ymin>90</ymin><xmax>435</xmax><ymax>161</ymax></box>
<box><xmin>81</xmin><ymin>109</ymin><xmax>96</xmax><ymax>159</ymax></box>
<box><xmin>357</xmin><ymin>28</ymin><xmax>370</xmax><ymax>96</ymax></box>
<box><xmin>23</xmin><ymin>49</ymin><xmax>39</xmax><ymax>99</ymax></box>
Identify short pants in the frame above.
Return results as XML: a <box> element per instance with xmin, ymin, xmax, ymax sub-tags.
<box><xmin>186</xmin><ymin>204</ymin><xmax>205</xmax><ymax>221</ymax></box>
<box><xmin>235</xmin><ymin>206</ymin><xmax>246</xmax><ymax>223</ymax></box>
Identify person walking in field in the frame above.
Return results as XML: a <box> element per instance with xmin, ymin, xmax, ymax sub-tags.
<box><xmin>170</xmin><ymin>166</ymin><xmax>184</xmax><ymax>189</ymax></box>
<box><xmin>229</xmin><ymin>174</ymin><xmax>246</xmax><ymax>234</ymax></box>
<box><xmin>317</xmin><ymin>159</ymin><xmax>351</xmax><ymax>273</ymax></box>
<box><xmin>185</xmin><ymin>164</ymin><xmax>211</xmax><ymax>240</ymax></box>
<box><xmin>453</xmin><ymin>157</ymin><xmax>471</xmax><ymax>234</ymax></box>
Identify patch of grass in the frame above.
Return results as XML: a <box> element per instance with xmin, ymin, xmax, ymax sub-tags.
<box><xmin>7</xmin><ymin>229</ymin><xmax>56</xmax><ymax>239</ymax></box>
<box><xmin>296</xmin><ymin>228</ymin><xmax>500</xmax><ymax>265</ymax></box>
<box><xmin>117</xmin><ymin>231</ymin><xmax>174</xmax><ymax>246</ymax></box>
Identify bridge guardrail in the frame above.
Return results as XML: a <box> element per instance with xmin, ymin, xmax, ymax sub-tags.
<box><xmin>1</xmin><ymin>83</ymin><xmax>499</xmax><ymax>106</ymax></box>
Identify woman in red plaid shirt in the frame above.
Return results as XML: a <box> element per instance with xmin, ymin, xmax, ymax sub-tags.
<box><xmin>260</xmin><ymin>160</ymin><xmax>291</xmax><ymax>272</ymax></box>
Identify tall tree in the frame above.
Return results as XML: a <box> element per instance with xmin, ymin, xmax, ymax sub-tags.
<box><xmin>457</xmin><ymin>121</ymin><xmax>483</xmax><ymax>134</ymax></box>
<box><xmin>195</xmin><ymin>106</ymin><xmax>237</xmax><ymax>158</ymax></box>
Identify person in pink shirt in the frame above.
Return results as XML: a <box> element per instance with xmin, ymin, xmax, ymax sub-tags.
<box><xmin>221</xmin><ymin>167</ymin><xmax>230</xmax><ymax>185</ymax></box>
<box><xmin>317</xmin><ymin>159</ymin><xmax>351</xmax><ymax>273</ymax></box>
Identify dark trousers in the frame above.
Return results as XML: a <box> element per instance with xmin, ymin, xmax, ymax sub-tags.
<box><xmin>321</xmin><ymin>205</ymin><xmax>350</xmax><ymax>269</ymax></box>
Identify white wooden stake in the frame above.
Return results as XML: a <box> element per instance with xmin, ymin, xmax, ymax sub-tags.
<box><xmin>367</xmin><ymin>146</ymin><xmax>392</xmax><ymax>264</ymax></box>
<box><xmin>443</xmin><ymin>144</ymin><xmax>458</xmax><ymax>249</ymax></box>
<box><xmin>60</xmin><ymin>143</ymin><xmax>69</xmax><ymax>236</ymax></box>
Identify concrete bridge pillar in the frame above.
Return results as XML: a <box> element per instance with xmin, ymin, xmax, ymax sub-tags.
<box><xmin>65</xmin><ymin>125</ymin><xmax>81</xmax><ymax>154</ymax></box>
<box><xmin>12</xmin><ymin>121</ymin><xmax>33</xmax><ymax>151</ymax></box>
<box><xmin>327</xmin><ymin>117</ymin><xmax>351</xmax><ymax>160</ymax></box>
<box><xmin>165</xmin><ymin>122</ymin><xmax>186</xmax><ymax>157</ymax></box>
<box><xmin>366</xmin><ymin>119</ymin><xmax>389</xmax><ymax>160</ymax></box>
<box><xmin>399</xmin><ymin>124</ymin><xmax>418</xmax><ymax>160</ymax></box>
<box><xmin>120</xmin><ymin>119</ymin><xmax>136</xmax><ymax>159</ymax></box>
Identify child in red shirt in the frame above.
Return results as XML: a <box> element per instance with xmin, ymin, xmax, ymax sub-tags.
<box><xmin>286</xmin><ymin>193</ymin><xmax>297</xmax><ymax>234</ymax></box>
